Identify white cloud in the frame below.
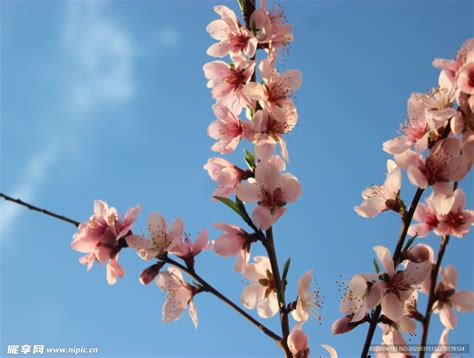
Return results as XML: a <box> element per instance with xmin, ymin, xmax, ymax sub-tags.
<box><xmin>1</xmin><ymin>1</ymin><xmax>136</xmax><ymax>238</ymax></box>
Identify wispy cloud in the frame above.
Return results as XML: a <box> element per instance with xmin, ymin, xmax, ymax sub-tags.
<box><xmin>1</xmin><ymin>1</ymin><xmax>136</xmax><ymax>238</ymax></box>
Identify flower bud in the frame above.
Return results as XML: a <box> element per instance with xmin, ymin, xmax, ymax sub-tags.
<box><xmin>331</xmin><ymin>315</ymin><xmax>356</xmax><ymax>335</ymax></box>
<box><xmin>140</xmin><ymin>262</ymin><xmax>165</xmax><ymax>285</ymax></box>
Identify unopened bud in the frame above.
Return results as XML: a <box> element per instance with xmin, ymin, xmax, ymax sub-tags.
<box><xmin>331</xmin><ymin>315</ymin><xmax>356</xmax><ymax>335</ymax></box>
<box><xmin>139</xmin><ymin>262</ymin><xmax>165</xmax><ymax>285</ymax></box>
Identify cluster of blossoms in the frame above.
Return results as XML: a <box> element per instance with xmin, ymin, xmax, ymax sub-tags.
<box><xmin>68</xmin><ymin>2</ymin><xmax>336</xmax><ymax>357</ymax></box>
<box><xmin>334</xmin><ymin>38</ymin><xmax>474</xmax><ymax>356</ymax></box>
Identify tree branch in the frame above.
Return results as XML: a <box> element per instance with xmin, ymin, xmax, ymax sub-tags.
<box><xmin>419</xmin><ymin>235</ymin><xmax>450</xmax><ymax>358</ymax></box>
<box><xmin>1</xmin><ymin>193</ymin><xmax>80</xmax><ymax>227</ymax></box>
<box><xmin>360</xmin><ymin>187</ymin><xmax>424</xmax><ymax>357</ymax></box>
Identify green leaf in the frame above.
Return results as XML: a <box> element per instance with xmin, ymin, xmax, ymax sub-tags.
<box><xmin>237</xmin><ymin>0</ymin><xmax>245</xmax><ymax>13</ymax></box>
<box><xmin>235</xmin><ymin>196</ymin><xmax>253</xmax><ymax>227</ymax></box>
<box><xmin>214</xmin><ymin>196</ymin><xmax>245</xmax><ymax>218</ymax></box>
<box><xmin>282</xmin><ymin>258</ymin><xmax>291</xmax><ymax>282</ymax></box>
<box><xmin>403</xmin><ymin>235</ymin><xmax>417</xmax><ymax>252</ymax></box>
<box><xmin>244</xmin><ymin>149</ymin><xmax>256</xmax><ymax>170</ymax></box>
<box><xmin>373</xmin><ymin>258</ymin><xmax>381</xmax><ymax>274</ymax></box>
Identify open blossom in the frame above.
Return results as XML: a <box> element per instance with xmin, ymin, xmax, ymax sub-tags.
<box><xmin>339</xmin><ymin>273</ymin><xmax>384</xmax><ymax>323</ymax></box>
<box><xmin>72</xmin><ymin>200</ymin><xmax>140</xmax><ymax>285</ymax></box>
<box><xmin>383</xmin><ymin>93</ymin><xmax>431</xmax><ymax>155</ymax></box>
<box><xmin>212</xmin><ymin>222</ymin><xmax>253</xmax><ymax>272</ymax></box>
<box><xmin>126</xmin><ymin>212</ymin><xmax>183</xmax><ymax>260</ymax></box>
<box><xmin>250</xmin><ymin>3</ymin><xmax>293</xmax><ymax>49</ymax></box>
<box><xmin>236</xmin><ymin>161</ymin><xmax>301</xmax><ymax>230</ymax></box>
<box><xmin>354</xmin><ymin>160</ymin><xmax>402</xmax><ymax>218</ymax></box>
<box><xmin>291</xmin><ymin>270</ymin><xmax>322</xmax><ymax>322</ymax></box>
<box><xmin>375</xmin><ymin>323</ymin><xmax>411</xmax><ymax>358</ymax></box>
<box><xmin>249</xmin><ymin>108</ymin><xmax>297</xmax><ymax>161</ymax></box>
<box><xmin>156</xmin><ymin>267</ymin><xmax>198</xmax><ymax>329</ymax></box>
<box><xmin>432</xmin><ymin>265</ymin><xmax>474</xmax><ymax>329</ymax></box>
<box><xmin>433</xmin><ymin>38</ymin><xmax>474</xmax><ymax>84</ymax></box>
<box><xmin>287</xmin><ymin>323</ymin><xmax>310</xmax><ymax>358</ymax></box>
<box><xmin>169</xmin><ymin>230</ymin><xmax>211</xmax><ymax>267</ymax></box>
<box><xmin>206</xmin><ymin>5</ymin><xmax>257</xmax><ymax>59</ymax></box>
<box><xmin>395</xmin><ymin>137</ymin><xmax>471</xmax><ymax>188</ymax></box>
<box><xmin>208</xmin><ymin>104</ymin><xmax>246</xmax><ymax>154</ymax></box>
<box><xmin>203</xmin><ymin>59</ymin><xmax>255</xmax><ymax>115</ymax></box>
<box><xmin>204</xmin><ymin>157</ymin><xmax>247</xmax><ymax>197</ymax></box>
<box><xmin>373</xmin><ymin>246</ymin><xmax>431</xmax><ymax>322</ymax></box>
<box><xmin>244</xmin><ymin>58</ymin><xmax>301</xmax><ymax>118</ymax></box>
<box><xmin>240</xmin><ymin>256</ymin><xmax>278</xmax><ymax>318</ymax></box>
<box><xmin>409</xmin><ymin>188</ymin><xmax>474</xmax><ymax>238</ymax></box>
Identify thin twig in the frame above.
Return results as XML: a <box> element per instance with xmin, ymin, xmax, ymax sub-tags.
<box><xmin>419</xmin><ymin>235</ymin><xmax>450</xmax><ymax>358</ymax></box>
<box><xmin>1</xmin><ymin>193</ymin><xmax>81</xmax><ymax>227</ymax></box>
<box><xmin>263</xmin><ymin>227</ymin><xmax>292</xmax><ymax>358</ymax></box>
<box><xmin>360</xmin><ymin>187</ymin><xmax>424</xmax><ymax>357</ymax></box>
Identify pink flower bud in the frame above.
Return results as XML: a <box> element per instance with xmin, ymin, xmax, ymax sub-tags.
<box><xmin>331</xmin><ymin>315</ymin><xmax>356</xmax><ymax>335</ymax></box>
<box><xmin>139</xmin><ymin>262</ymin><xmax>165</xmax><ymax>286</ymax></box>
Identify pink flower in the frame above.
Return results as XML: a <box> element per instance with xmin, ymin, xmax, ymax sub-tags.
<box><xmin>456</xmin><ymin>61</ymin><xmax>474</xmax><ymax>95</ymax></box>
<box><xmin>354</xmin><ymin>160</ymin><xmax>402</xmax><ymax>218</ymax></box>
<box><xmin>169</xmin><ymin>230</ymin><xmax>211</xmax><ymax>268</ymax></box>
<box><xmin>240</xmin><ymin>256</ymin><xmax>278</xmax><ymax>318</ymax></box>
<box><xmin>287</xmin><ymin>323</ymin><xmax>310</xmax><ymax>358</ymax></box>
<box><xmin>139</xmin><ymin>262</ymin><xmax>165</xmax><ymax>286</ymax></box>
<box><xmin>249</xmin><ymin>108</ymin><xmax>297</xmax><ymax>161</ymax></box>
<box><xmin>331</xmin><ymin>315</ymin><xmax>357</xmax><ymax>335</ymax></box>
<box><xmin>395</xmin><ymin>138</ymin><xmax>470</xmax><ymax>188</ymax></box>
<box><xmin>126</xmin><ymin>212</ymin><xmax>183</xmax><ymax>260</ymax></box>
<box><xmin>409</xmin><ymin>188</ymin><xmax>474</xmax><ymax>238</ymax></box>
<box><xmin>243</xmin><ymin>58</ymin><xmax>301</xmax><ymax>118</ymax></box>
<box><xmin>203</xmin><ymin>59</ymin><xmax>255</xmax><ymax>115</ymax></box>
<box><xmin>72</xmin><ymin>200</ymin><xmax>140</xmax><ymax>285</ymax></box>
<box><xmin>291</xmin><ymin>270</ymin><xmax>322</xmax><ymax>322</ymax></box>
<box><xmin>156</xmin><ymin>267</ymin><xmax>198</xmax><ymax>329</ymax></box>
<box><xmin>433</xmin><ymin>38</ymin><xmax>474</xmax><ymax>84</ymax></box>
<box><xmin>373</xmin><ymin>246</ymin><xmax>431</xmax><ymax>322</ymax></box>
<box><xmin>432</xmin><ymin>265</ymin><xmax>474</xmax><ymax>329</ymax></box>
<box><xmin>339</xmin><ymin>273</ymin><xmax>384</xmax><ymax>323</ymax></box>
<box><xmin>206</xmin><ymin>6</ymin><xmax>257</xmax><ymax>59</ymax></box>
<box><xmin>208</xmin><ymin>104</ymin><xmax>245</xmax><ymax>154</ymax></box>
<box><xmin>375</xmin><ymin>323</ymin><xmax>410</xmax><ymax>358</ymax></box>
<box><xmin>212</xmin><ymin>222</ymin><xmax>254</xmax><ymax>272</ymax></box>
<box><xmin>236</xmin><ymin>161</ymin><xmax>301</xmax><ymax>230</ymax></box>
<box><xmin>462</xmin><ymin>130</ymin><xmax>474</xmax><ymax>163</ymax></box>
<box><xmin>204</xmin><ymin>157</ymin><xmax>247</xmax><ymax>197</ymax></box>
<box><xmin>250</xmin><ymin>4</ymin><xmax>293</xmax><ymax>49</ymax></box>
<box><xmin>383</xmin><ymin>93</ymin><xmax>431</xmax><ymax>155</ymax></box>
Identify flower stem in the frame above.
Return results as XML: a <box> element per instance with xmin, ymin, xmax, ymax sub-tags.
<box><xmin>419</xmin><ymin>235</ymin><xmax>450</xmax><ymax>358</ymax></box>
<box><xmin>161</xmin><ymin>256</ymin><xmax>285</xmax><ymax>347</ymax></box>
<box><xmin>360</xmin><ymin>187</ymin><xmax>424</xmax><ymax>357</ymax></box>
<box><xmin>263</xmin><ymin>227</ymin><xmax>292</xmax><ymax>358</ymax></box>
<box><xmin>0</xmin><ymin>193</ymin><xmax>80</xmax><ymax>227</ymax></box>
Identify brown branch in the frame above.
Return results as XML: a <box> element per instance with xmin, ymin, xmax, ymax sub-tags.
<box><xmin>360</xmin><ymin>187</ymin><xmax>425</xmax><ymax>357</ymax></box>
<box><xmin>1</xmin><ymin>193</ymin><xmax>80</xmax><ymax>227</ymax></box>
<box><xmin>419</xmin><ymin>235</ymin><xmax>450</xmax><ymax>358</ymax></box>
<box><xmin>263</xmin><ymin>227</ymin><xmax>292</xmax><ymax>358</ymax></box>
<box><xmin>161</xmin><ymin>255</ymin><xmax>284</xmax><ymax>346</ymax></box>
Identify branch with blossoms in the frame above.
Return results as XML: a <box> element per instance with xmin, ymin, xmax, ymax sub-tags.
<box><xmin>331</xmin><ymin>39</ymin><xmax>474</xmax><ymax>357</ymax></box>
<box><xmin>1</xmin><ymin>1</ymin><xmax>338</xmax><ymax>357</ymax></box>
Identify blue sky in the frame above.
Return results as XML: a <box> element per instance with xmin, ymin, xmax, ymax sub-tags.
<box><xmin>1</xmin><ymin>0</ymin><xmax>473</xmax><ymax>357</ymax></box>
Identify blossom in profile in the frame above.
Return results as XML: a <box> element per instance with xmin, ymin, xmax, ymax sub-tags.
<box><xmin>212</xmin><ymin>222</ymin><xmax>253</xmax><ymax>272</ymax></box>
<box><xmin>240</xmin><ymin>256</ymin><xmax>278</xmax><ymax>318</ymax></box>
<box><xmin>156</xmin><ymin>267</ymin><xmax>199</xmax><ymax>329</ymax></box>
<box><xmin>169</xmin><ymin>230</ymin><xmax>211</xmax><ymax>268</ymax></box>
<box><xmin>204</xmin><ymin>157</ymin><xmax>246</xmax><ymax>198</ymax></box>
<box><xmin>432</xmin><ymin>265</ymin><xmax>474</xmax><ymax>329</ymax></box>
<box><xmin>72</xmin><ymin>200</ymin><xmax>141</xmax><ymax>285</ymax></box>
<box><xmin>250</xmin><ymin>4</ymin><xmax>293</xmax><ymax>49</ymax></box>
<box><xmin>236</xmin><ymin>161</ymin><xmax>301</xmax><ymax>230</ymax></box>
<box><xmin>208</xmin><ymin>104</ymin><xmax>245</xmax><ymax>154</ymax></box>
<box><xmin>206</xmin><ymin>5</ymin><xmax>257</xmax><ymax>59</ymax></box>
<box><xmin>354</xmin><ymin>160</ymin><xmax>402</xmax><ymax>218</ymax></box>
<box><xmin>126</xmin><ymin>212</ymin><xmax>183</xmax><ymax>260</ymax></box>
<box><xmin>291</xmin><ymin>270</ymin><xmax>322</xmax><ymax>323</ymax></box>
